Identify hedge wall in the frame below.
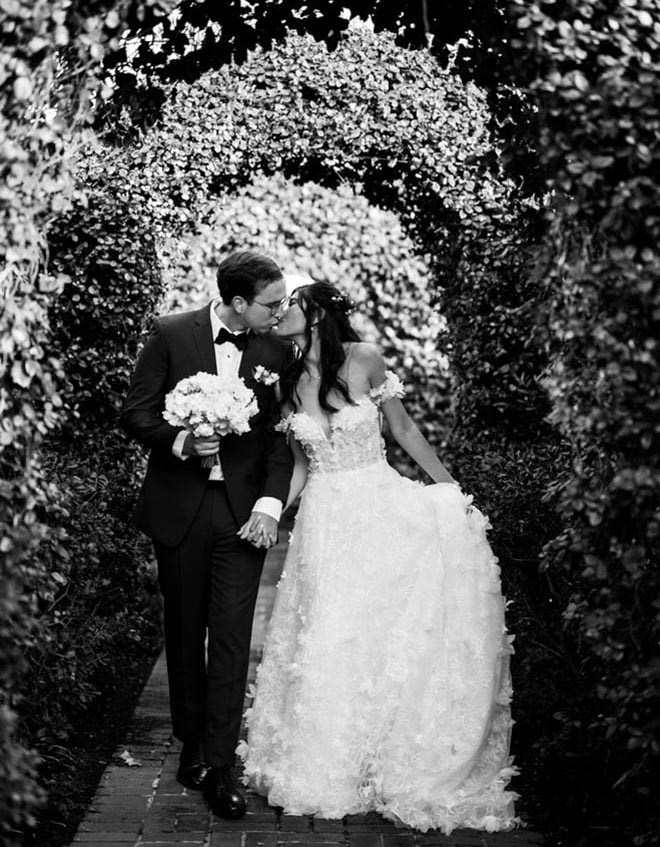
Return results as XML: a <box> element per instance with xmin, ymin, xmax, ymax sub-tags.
<box><xmin>514</xmin><ymin>6</ymin><xmax>660</xmax><ymax>842</ymax></box>
<box><xmin>17</xmin><ymin>185</ymin><xmax>165</xmax><ymax>846</ymax></box>
<box><xmin>1</xmin><ymin>4</ymin><xmax>179</xmax><ymax>842</ymax></box>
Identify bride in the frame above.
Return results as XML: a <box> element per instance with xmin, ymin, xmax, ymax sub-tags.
<box><xmin>237</xmin><ymin>281</ymin><xmax>518</xmax><ymax>833</ymax></box>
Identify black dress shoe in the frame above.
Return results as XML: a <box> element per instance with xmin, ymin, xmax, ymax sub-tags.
<box><xmin>205</xmin><ymin>766</ymin><xmax>247</xmax><ymax>819</ymax></box>
<box><xmin>176</xmin><ymin>741</ymin><xmax>209</xmax><ymax>790</ymax></box>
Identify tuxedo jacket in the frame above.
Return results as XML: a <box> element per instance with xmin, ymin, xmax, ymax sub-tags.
<box><xmin>120</xmin><ymin>305</ymin><xmax>294</xmax><ymax>548</ymax></box>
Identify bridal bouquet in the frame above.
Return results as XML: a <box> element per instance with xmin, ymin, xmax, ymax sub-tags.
<box><xmin>163</xmin><ymin>371</ymin><xmax>259</xmax><ymax>467</ymax></box>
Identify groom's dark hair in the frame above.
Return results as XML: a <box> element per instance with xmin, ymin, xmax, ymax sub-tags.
<box><xmin>216</xmin><ymin>250</ymin><xmax>283</xmax><ymax>305</ymax></box>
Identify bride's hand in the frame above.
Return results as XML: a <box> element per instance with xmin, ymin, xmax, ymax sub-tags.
<box><xmin>238</xmin><ymin>511</ymin><xmax>279</xmax><ymax>549</ymax></box>
<box><xmin>433</xmin><ymin>480</ymin><xmax>473</xmax><ymax>513</ymax></box>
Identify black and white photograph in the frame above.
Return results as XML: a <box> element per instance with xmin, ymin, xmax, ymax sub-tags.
<box><xmin>1</xmin><ymin>3</ymin><xmax>658</xmax><ymax>847</ymax></box>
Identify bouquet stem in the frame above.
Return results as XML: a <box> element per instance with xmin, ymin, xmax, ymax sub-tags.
<box><xmin>201</xmin><ymin>453</ymin><xmax>221</xmax><ymax>469</ymax></box>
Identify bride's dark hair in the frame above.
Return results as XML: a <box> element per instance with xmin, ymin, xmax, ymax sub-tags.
<box><xmin>279</xmin><ymin>281</ymin><xmax>361</xmax><ymax>414</ymax></box>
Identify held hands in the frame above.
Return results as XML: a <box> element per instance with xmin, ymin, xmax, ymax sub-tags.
<box><xmin>237</xmin><ymin>511</ymin><xmax>279</xmax><ymax>549</ymax></box>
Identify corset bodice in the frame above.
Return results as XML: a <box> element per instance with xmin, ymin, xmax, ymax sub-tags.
<box><xmin>276</xmin><ymin>371</ymin><xmax>405</xmax><ymax>476</ymax></box>
<box><xmin>278</xmin><ymin>400</ymin><xmax>386</xmax><ymax>475</ymax></box>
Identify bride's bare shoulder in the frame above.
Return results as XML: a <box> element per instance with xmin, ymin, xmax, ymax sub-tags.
<box><xmin>345</xmin><ymin>343</ymin><xmax>387</xmax><ymax>393</ymax></box>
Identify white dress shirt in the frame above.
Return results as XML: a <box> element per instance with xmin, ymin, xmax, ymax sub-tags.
<box><xmin>171</xmin><ymin>300</ymin><xmax>282</xmax><ymax>521</ymax></box>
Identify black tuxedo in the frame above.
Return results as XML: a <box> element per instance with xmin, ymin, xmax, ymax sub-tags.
<box><xmin>121</xmin><ymin>305</ymin><xmax>293</xmax><ymax>547</ymax></box>
<box><xmin>121</xmin><ymin>304</ymin><xmax>294</xmax><ymax>766</ymax></box>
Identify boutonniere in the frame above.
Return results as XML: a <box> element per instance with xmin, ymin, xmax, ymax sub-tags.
<box><xmin>253</xmin><ymin>365</ymin><xmax>279</xmax><ymax>386</ymax></box>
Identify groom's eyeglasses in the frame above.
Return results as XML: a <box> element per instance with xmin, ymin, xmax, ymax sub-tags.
<box><xmin>250</xmin><ymin>296</ymin><xmax>288</xmax><ymax>316</ymax></box>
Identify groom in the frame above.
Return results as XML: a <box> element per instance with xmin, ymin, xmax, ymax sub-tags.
<box><xmin>120</xmin><ymin>251</ymin><xmax>294</xmax><ymax>818</ymax></box>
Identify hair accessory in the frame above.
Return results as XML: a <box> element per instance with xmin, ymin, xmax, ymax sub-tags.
<box><xmin>329</xmin><ymin>291</ymin><xmax>356</xmax><ymax>316</ymax></box>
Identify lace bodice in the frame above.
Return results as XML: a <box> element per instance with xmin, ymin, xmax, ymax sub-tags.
<box><xmin>276</xmin><ymin>371</ymin><xmax>405</xmax><ymax>476</ymax></box>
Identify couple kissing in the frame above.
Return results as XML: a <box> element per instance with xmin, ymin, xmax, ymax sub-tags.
<box><xmin>121</xmin><ymin>249</ymin><xmax>517</xmax><ymax>834</ymax></box>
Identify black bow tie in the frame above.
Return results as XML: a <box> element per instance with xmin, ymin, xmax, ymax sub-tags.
<box><xmin>215</xmin><ymin>327</ymin><xmax>249</xmax><ymax>351</ymax></box>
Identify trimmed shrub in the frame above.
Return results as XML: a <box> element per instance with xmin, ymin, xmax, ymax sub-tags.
<box><xmin>511</xmin><ymin>6</ymin><xmax>660</xmax><ymax>841</ymax></box>
<box><xmin>18</xmin><ymin>185</ymin><xmax>166</xmax><ymax>842</ymax></box>
<box><xmin>1</xmin><ymin>3</ymin><xmax>178</xmax><ymax>840</ymax></box>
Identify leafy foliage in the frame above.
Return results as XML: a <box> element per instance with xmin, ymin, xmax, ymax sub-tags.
<box><xmin>107</xmin><ymin>0</ymin><xmax>503</xmax><ymax>87</ymax></box>
<box><xmin>510</xmin><ymin>5</ymin><xmax>660</xmax><ymax>841</ymax></box>
<box><xmin>98</xmin><ymin>26</ymin><xmax>496</xmax><ymax>232</ymax></box>
<box><xmin>21</xmin><ymin>186</ymin><xmax>165</xmax><ymax>846</ymax></box>
<box><xmin>6</xmin><ymin>1</ymin><xmax>658</xmax><ymax>844</ymax></box>
<box><xmin>0</xmin><ymin>2</ymin><xmax>176</xmax><ymax>841</ymax></box>
<box><xmin>19</xmin><ymin>187</ymin><xmax>167</xmax><ymax>845</ymax></box>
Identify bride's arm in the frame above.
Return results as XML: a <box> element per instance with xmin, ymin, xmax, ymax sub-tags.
<box><xmin>283</xmin><ymin>436</ymin><xmax>309</xmax><ymax>512</ymax></box>
<box><xmin>359</xmin><ymin>344</ymin><xmax>458</xmax><ymax>486</ymax></box>
<box><xmin>383</xmin><ymin>400</ymin><xmax>458</xmax><ymax>485</ymax></box>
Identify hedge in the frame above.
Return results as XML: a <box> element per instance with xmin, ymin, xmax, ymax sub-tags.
<box><xmin>513</xmin><ymin>6</ymin><xmax>660</xmax><ymax>841</ymax></box>
<box><xmin>6</xmin><ymin>2</ymin><xmax>658</xmax><ymax>844</ymax></box>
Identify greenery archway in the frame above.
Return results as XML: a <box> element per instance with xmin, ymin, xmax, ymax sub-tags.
<box><xmin>2</xmin><ymin>4</ymin><xmax>658</xmax><ymax>846</ymax></box>
<box><xmin>30</xmin><ymin>26</ymin><xmax>559</xmax><ymax>843</ymax></box>
<box><xmin>7</xmin><ymin>22</ymin><xmax>556</xmax><ymax>846</ymax></box>
<box><xmin>84</xmin><ymin>25</ymin><xmax>539</xmax><ymax>438</ymax></box>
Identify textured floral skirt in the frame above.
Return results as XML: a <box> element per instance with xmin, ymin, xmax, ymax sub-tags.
<box><xmin>238</xmin><ymin>461</ymin><xmax>518</xmax><ymax>833</ymax></box>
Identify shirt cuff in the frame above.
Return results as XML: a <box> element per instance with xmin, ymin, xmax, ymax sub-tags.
<box><xmin>172</xmin><ymin>430</ymin><xmax>190</xmax><ymax>460</ymax></box>
<box><xmin>252</xmin><ymin>496</ymin><xmax>282</xmax><ymax>522</ymax></box>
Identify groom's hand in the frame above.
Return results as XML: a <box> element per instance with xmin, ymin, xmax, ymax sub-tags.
<box><xmin>182</xmin><ymin>433</ymin><xmax>220</xmax><ymax>458</ymax></box>
<box><xmin>237</xmin><ymin>511</ymin><xmax>279</xmax><ymax>549</ymax></box>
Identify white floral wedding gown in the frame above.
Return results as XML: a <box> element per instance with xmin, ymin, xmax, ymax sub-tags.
<box><xmin>238</xmin><ymin>373</ymin><xmax>518</xmax><ymax>833</ymax></box>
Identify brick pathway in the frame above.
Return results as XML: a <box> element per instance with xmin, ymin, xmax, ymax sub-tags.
<box><xmin>71</xmin><ymin>533</ymin><xmax>544</xmax><ymax>847</ymax></box>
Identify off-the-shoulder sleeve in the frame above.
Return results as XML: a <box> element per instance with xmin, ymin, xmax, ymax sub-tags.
<box><xmin>369</xmin><ymin>370</ymin><xmax>405</xmax><ymax>405</ymax></box>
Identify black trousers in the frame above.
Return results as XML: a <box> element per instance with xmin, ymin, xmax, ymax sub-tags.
<box><xmin>154</xmin><ymin>483</ymin><xmax>266</xmax><ymax>768</ymax></box>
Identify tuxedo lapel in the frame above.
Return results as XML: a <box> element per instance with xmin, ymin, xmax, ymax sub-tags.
<box><xmin>239</xmin><ymin>334</ymin><xmax>261</xmax><ymax>382</ymax></box>
<box><xmin>192</xmin><ymin>305</ymin><xmax>217</xmax><ymax>374</ymax></box>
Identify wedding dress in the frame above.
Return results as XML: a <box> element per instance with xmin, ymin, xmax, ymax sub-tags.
<box><xmin>238</xmin><ymin>372</ymin><xmax>518</xmax><ymax>833</ymax></box>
